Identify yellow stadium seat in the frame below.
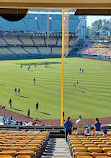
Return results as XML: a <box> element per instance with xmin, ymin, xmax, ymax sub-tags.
<box><xmin>27</xmin><ymin>144</ymin><xmax>41</xmax><ymax>150</ymax></box>
<box><xmin>92</xmin><ymin>140</ymin><xmax>102</xmax><ymax>143</ymax></box>
<box><xmin>74</xmin><ymin>152</ymin><xmax>91</xmax><ymax>158</ymax></box>
<box><xmin>98</xmin><ymin>144</ymin><xmax>110</xmax><ymax>148</ymax></box>
<box><xmin>13</xmin><ymin>144</ymin><xmax>26</xmax><ymax>148</ymax></box>
<box><xmin>88</xmin><ymin>147</ymin><xmax>102</xmax><ymax>153</ymax></box>
<box><xmin>0</xmin><ymin>156</ymin><xmax>12</xmax><ymax>158</ymax></box>
<box><xmin>106</xmin><ymin>142</ymin><xmax>111</xmax><ymax>145</ymax></box>
<box><xmin>77</xmin><ymin>156</ymin><xmax>92</xmax><ymax>158</ymax></box>
<box><xmin>17</xmin><ymin>150</ymin><xmax>34</xmax><ymax>156</ymax></box>
<box><xmin>7</xmin><ymin>147</ymin><xmax>22</xmax><ymax>152</ymax></box>
<box><xmin>1</xmin><ymin>144</ymin><xmax>12</xmax><ymax>147</ymax></box>
<box><xmin>22</xmin><ymin>147</ymin><xmax>37</xmax><ymax>152</ymax></box>
<box><xmin>85</xmin><ymin>144</ymin><xmax>98</xmax><ymax>148</ymax></box>
<box><xmin>82</xmin><ymin>142</ymin><xmax>94</xmax><ymax>145</ymax></box>
<box><xmin>72</xmin><ymin>144</ymin><xmax>84</xmax><ymax>147</ymax></box>
<box><xmin>0</xmin><ymin>150</ymin><xmax>17</xmax><ymax>157</ymax></box>
<box><xmin>96</xmin><ymin>156</ymin><xmax>109</xmax><ymax>158</ymax></box>
<box><xmin>94</xmin><ymin>142</ymin><xmax>106</xmax><ymax>145</ymax></box>
<box><xmin>91</xmin><ymin>153</ymin><xmax>108</xmax><ymax>158</ymax></box>
<box><xmin>0</xmin><ymin>147</ymin><xmax>6</xmax><ymax>152</ymax></box>
<box><xmin>72</xmin><ymin>147</ymin><xmax>87</xmax><ymax>152</ymax></box>
<box><xmin>16</xmin><ymin>156</ymin><xmax>31</xmax><ymax>158</ymax></box>
<box><xmin>102</xmin><ymin>147</ymin><xmax>111</xmax><ymax>153</ymax></box>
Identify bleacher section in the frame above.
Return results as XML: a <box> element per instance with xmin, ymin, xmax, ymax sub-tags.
<box><xmin>0</xmin><ymin>130</ymin><xmax>49</xmax><ymax>157</ymax></box>
<box><xmin>32</xmin><ymin>36</ymin><xmax>45</xmax><ymax>46</ymax></box>
<box><xmin>80</xmin><ymin>43</ymin><xmax>111</xmax><ymax>55</ymax></box>
<box><xmin>2</xmin><ymin>36</ymin><xmax>22</xmax><ymax>45</ymax></box>
<box><xmin>0</xmin><ymin>13</ymin><xmax>80</xmax><ymax>32</ymax></box>
<box><xmin>68</xmin><ymin>133</ymin><xmax>111</xmax><ymax>158</ymax></box>
<box><xmin>0</xmin><ymin>11</ymin><xmax>80</xmax><ymax>58</ymax></box>
<box><xmin>18</xmin><ymin>36</ymin><xmax>33</xmax><ymax>45</ymax></box>
<box><xmin>52</xmin><ymin>47</ymin><xmax>62</xmax><ymax>55</ymax></box>
<box><xmin>24</xmin><ymin>47</ymin><xmax>39</xmax><ymax>54</ymax></box>
<box><xmin>38</xmin><ymin>47</ymin><xmax>51</xmax><ymax>55</ymax></box>
<box><xmin>9</xmin><ymin>47</ymin><xmax>29</xmax><ymax>54</ymax></box>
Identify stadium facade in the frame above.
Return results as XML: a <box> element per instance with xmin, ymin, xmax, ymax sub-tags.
<box><xmin>0</xmin><ymin>9</ymin><xmax>86</xmax><ymax>59</ymax></box>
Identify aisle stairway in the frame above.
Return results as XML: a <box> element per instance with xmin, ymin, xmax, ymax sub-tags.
<box><xmin>42</xmin><ymin>138</ymin><xmax>72</xmax><ymax>158</ymax></box>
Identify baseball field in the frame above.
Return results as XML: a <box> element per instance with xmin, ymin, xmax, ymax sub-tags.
<box><xmin>0</xmin><ymin>57</ymin><xmax>111</xmax><ymax>120</ymax></box>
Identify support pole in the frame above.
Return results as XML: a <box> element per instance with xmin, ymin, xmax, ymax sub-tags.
<box><xmin>61</xmin><ymin>9</ymin><xmax>65</xmax><ymax>126</ymax></box>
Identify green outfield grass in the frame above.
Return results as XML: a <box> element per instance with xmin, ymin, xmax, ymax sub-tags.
<box><xmin>0</xmin><ymin>57</ymin><xmax>111</xmax><ymax>120</ymax></box>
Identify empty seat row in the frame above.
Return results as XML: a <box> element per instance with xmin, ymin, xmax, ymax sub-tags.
<box><xmin>0</xmin><ymin>130</ymin><xmax>49</xmax><ymax>157</ymax></box>
<box><xmin>68</xmin><ymin>134</ymin><xmax>111</xmax><ymax>158</ymax></box>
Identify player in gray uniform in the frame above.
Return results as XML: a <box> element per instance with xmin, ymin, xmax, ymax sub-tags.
<box><xmin>75</xmin><ymin>115</ymin><xmax>85</xmax><ymax>135</ymax></box>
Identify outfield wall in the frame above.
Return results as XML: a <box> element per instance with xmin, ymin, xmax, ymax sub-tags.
<box><xmin>0</xmin><ymin>53</ymin><xmax>61</xmax><ymax>59</ymax></box>
<box><xmin>70</xmin><ymin>52</ymin><xmax>111</xmax><ymax>61</ymax></box>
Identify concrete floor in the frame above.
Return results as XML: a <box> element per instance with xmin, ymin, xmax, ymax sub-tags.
<box><xmin>42</xmin><ymin>138</ymin><xmax>72</xmax><ymax>158</ymax></box>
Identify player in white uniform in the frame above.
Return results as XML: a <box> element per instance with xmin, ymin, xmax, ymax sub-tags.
<box><xmin>76</xmin><ymin>115</ymin><xmax>85</xmax><ymax>135</ymax></box>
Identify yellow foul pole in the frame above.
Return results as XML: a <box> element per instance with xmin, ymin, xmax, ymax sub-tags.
<box><xmin>61</xmin><ymin>9</ymin><xmax>65</xmax><ymax>126</ymax></box>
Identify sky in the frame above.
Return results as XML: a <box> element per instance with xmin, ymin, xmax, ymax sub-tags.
<box><xmin>87</xmin><ymin>16</ymin><xmax>111</xmax><ymax>26</ymax></box>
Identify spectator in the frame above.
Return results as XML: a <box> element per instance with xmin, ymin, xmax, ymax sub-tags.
<box><xmin>32</xmin><ymin>120</ymin><xmax>36</xmax><ymax>126</ymax></box>
<box><xmin>15</xmin><ymin>121</ymin><xmax>19</xmax><ymax>125</ymax></box>
<box><xmin>1</xmin><ymin>105</ymin><xmax>6</xmax><ymax>109</ymax></box>
<box><xmin>84</xmin><ymin>128</ymin><xmax>90</xmax><ymax>136</ymax></box>
<box><xmin>35</xmin><ymin>122</ymin><xmax>38</xmax><ymax>126</ymax></box>
<box><xmin>102</xmin><ymin>127</ymin><xmax>107</xmax><ymax>136</ymax></box>
<box><xmin>63</xmin><ymin>117</ymin><xmax>73</xmax><ymax>141</ymax></box>
<box><xmin>27</xmin><ymin>109</ymin><xmax>30</xmax><ymax>118</ymax></box>
<box><xmin>19</xmin><ymin>121</ymin><xmax>23</xmax><ymax>125</ymax></box>
<box><xmin>26</xmin><ymin>122</ymin><xmax>29</xmax><ymax>126</ymax></box>
<box><xmin>10</xmin><ymin>115</ymin><xmax>12</xmax><ymax>120</ymax></box>
<box><xmin>76</xmin><ymin>115</ymin><xmax>85</xmax><ymax>135</ymax></box>
<box><xmin>3</xmin><ymin>114</ymin><xmax>6</xmax><ymax>125</ymax></box>
<box><xmin>23</xmin><ymin>121</ymin><xmax>27</xmax><ymax>126</ymax></box>
<box><xmin>41</xmin><ymin>122</ymin><xmax>45</xmax><ymax>126</ymax></box>
<box><xmin>8</xmin><ymin>115</ymin><xmax>12</xmax><ymax>124</ymax></box>
<box><xmin>94</xmin><ymin>118</ymin><xmax>101</xmax><ymax>136</ymax></box>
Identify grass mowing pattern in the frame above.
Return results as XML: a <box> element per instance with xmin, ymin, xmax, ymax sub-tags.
<box><xmin>0</xmin><ymin>57</ymin><xmax>111</xmax><ymax>120</ymax></box>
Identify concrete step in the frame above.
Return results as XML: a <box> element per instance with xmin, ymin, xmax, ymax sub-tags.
<box><xmin>42</xmin><ymin>138</ymin><xmax>72</xmax><ymax>158</ymax></box>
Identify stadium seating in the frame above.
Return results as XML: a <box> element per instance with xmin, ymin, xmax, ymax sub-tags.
<box><xmin>32</xmin><ymin>36</ymin><xmax>45</xmax><ymax>45</ymax></box>
<box><xmin>18</xmin><ymin>36</ymin><xmax>33</xmax><ymax>45</ymax></box>
<box><xmin>23</xmin><ymin>47</ymin><xmax>39</xmax><ymax>54</ymax></box>
<box><xmin>0</xmin><ymin>13</ymin><xmax>80</xmax><ymax>32</ymax></box>
<box><xmin>0</xmin><ymin>130</ymin><xmax>49</xmax><ymax>157</ymax></box>
<box><xmin>68</xmin><ymin>134</ymin><xmax>111</xmax><ymax>157</ymax></box>
<box><xmin>46</xmin><ymin>37</ymin><xmax>57</xmax><ymax>46</ymax></box>
<box><xmin>38</xmin><ymin>47</ymin><xmax>51</xmax><ymax>54</ymax></box>
<box><xmin>0</xmin><ymin>11</ymin><xmax>81</xmax><ymax>58</ymax></box>
<box><xmin>2</xmin><ymin>36</ymin><xmax>22</xmax><ymax>45</ymax></box>
<box><xmin>9</xmin><ymin>47</ymin><xmax>29</xmax><ymax>54</ymax></box>
<box><xmin>80</xmin><ymin>43</ymin><xmax>111</xmax><ymax>56</ymax></box>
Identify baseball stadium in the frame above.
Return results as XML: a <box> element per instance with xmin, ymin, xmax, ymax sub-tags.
<box><xmin>0</xmin><ymin>0</ymin><xmax>110</xmax><ymax>157</ymax></box>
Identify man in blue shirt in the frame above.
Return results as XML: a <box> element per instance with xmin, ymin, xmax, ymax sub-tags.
<box><xmin>94</xmin><ymin>118</ymin><xmax>101</xmax><ymax>136</ymax></box>
<box><xmin>63</xmin><ymin>117</ymin><xmax>73</xmax><ymax>141</ymax></box>
<box><xmin>8</xmin><ymin>115</ymin><xmax>12</xmax><ymax>124</ymax></box>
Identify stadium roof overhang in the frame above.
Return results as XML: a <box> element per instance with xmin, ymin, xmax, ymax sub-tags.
<box><xmin>0</xmin><ymin>0</ymin><xmax>111</xmax><ymax>9</ymax></box>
